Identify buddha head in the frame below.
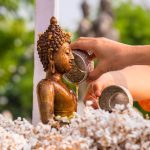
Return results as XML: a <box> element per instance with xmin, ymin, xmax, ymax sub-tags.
<box><xmin>37</xmin><ymin>16</ymin><xmax>74</xmax><ymax>74</ymax></box>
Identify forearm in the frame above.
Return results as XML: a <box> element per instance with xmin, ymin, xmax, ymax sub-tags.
<box><xmin>124</xmin><ymin>45</ymin><xmax>150</xmax><ymax>66</ymax></box>
<box><xmin>110</xmin><ymin>65</ymin><xmax>150</xmax><ymax>101</ymax></box>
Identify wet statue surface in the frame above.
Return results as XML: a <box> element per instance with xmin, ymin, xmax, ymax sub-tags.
<box><xmin>37</xmin><ymin>17</ymin><xmax>77</xmax><ymax>124</ymax></box>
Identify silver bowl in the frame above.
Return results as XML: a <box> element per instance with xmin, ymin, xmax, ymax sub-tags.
<box><xmin>63</xmin><ymin>49</ymin><xmax>93</xmax><ymax>84</ymax></box>
<box><xmin>99</xmin><ymin>85</ymin><xmax>133</xmax><ymax>112</ymax></box>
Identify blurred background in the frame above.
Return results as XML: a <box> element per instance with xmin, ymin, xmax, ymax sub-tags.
<box><xmin>0</xmin><ymin>0</ymin><xmax>150</xmax><ymax>120</ymax></box>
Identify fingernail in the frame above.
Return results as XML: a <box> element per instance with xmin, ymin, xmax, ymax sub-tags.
<box><xmin>95</xmin><ymin>91</ymin><xmax>101</xmax><ymax>97</ymax></box>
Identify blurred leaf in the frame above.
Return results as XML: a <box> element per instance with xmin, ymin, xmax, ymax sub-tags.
<box><xmin>0</xmin><ymin>0</ymin><xmax>34</xmax><ymax>119</ymax></box>
<box><xmin>0</xmin><ymin>0</ymin><xmax>19</xmax><ymax>11</ymax></box>
<box><xmin>114</xmin><ymin>0</ymin><xmax>150</xmax><ymax>45</ymax></box>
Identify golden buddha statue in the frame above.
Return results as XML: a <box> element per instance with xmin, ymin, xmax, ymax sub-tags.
<box><xmin>37</xmin><ymin>17</ymin><xmax>77</xmax><ymax>124</ymax></box>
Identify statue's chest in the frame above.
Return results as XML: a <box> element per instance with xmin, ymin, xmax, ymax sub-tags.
<box><xmin>54</xmin><ymin>81</ymin><xmax>73</xmax><ymax>98</ymax></box>
<box><xmin>53</xmin><ymin>82</ymin><xmax>76</xmax><ymax>116</ymax></box>
<box><xmin>54</xmin><ymin>87</ymin><xmax>74</xmax><ymax>106</ymax></box>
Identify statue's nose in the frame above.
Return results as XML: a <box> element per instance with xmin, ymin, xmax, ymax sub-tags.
<box><xmin>70</xmin><ymin>52</ymin><xmax>74</xmax><ymax>60</ymax></box>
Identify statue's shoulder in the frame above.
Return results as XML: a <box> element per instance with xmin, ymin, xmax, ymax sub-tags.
<box><xmin>37</xmin><ymin>79</ymin><xmax>54</xmax><ymax>90</ymax></box>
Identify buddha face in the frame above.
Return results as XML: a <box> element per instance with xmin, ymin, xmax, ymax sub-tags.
<box><xmin>53</xmin><ymin>42</ymin><xmax>74</xmax><ymax>74</ymax></box>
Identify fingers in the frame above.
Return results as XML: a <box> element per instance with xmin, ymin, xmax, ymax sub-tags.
<box><xmin>84</xmin><ymin>83</ymin><xmax>101</xmax><ymax>109</ymax></box>
<box><xmin>89</xmin><ymin>99</ymin><xmax>99</xmax><ymax>109</ymax></box>
<box><xmin>71</xmin><ymin>37</ymin><xmax>96</xmax><ymax>51</ymax></box>
<box><xmin>84</xmin><ymin>84</ymin><xmax>96</xmax><ymax>100</ymax></box>
<box><xmin>84</xmin><ymin>83</ymin><xmax>102</xmax><ymax>101</ymax></box>
<box><xmin>93</xmin><ymin>84</ymin><xmax>101</xmax><ymax>97</ymax></box>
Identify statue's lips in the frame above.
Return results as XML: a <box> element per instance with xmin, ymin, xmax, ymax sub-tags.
<box><xmin>69</xmin><ymin>59</ymin><xmax>73</xmax><ymax>64</ymax></box>
<box><xmin>69</xmin><ymin>61</ymin><xmax>74</xmax><ymax>67</ymax></box>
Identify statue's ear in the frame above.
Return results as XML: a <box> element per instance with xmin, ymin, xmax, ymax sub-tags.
<box><xmin>48</xmin><ymin>53</ymin><xmax>55</xmax><ymax>74</ymax></box>
<box><xmin>51</xmin><ymin>60</ymin><xmax>55</xmax><ymax>74</ymax></box>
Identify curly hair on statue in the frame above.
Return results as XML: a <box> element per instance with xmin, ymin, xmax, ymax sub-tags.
<box><xmin>37</xmin><ymin>16</ymin><xmax>71</xmax><ymax>71</ymax></box>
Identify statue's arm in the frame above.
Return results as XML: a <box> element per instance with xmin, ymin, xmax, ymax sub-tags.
<box><xmin>37</xmin><ymin>80</ymin><xmax>54</xmax><ymax>124</ymax></box>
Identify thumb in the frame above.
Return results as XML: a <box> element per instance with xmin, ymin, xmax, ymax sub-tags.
<box><xmin>88</xmin><ymin>62</ymin><xmax>106</xmax><ymax>81</ymax></box>
<box><xmin>93</xmin><ymin>84</ymin><xmax>102</xmax><ymax>97</ymax></box>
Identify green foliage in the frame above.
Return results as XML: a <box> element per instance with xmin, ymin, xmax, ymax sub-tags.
<box><xmin>114</xmin><ymin>0</ymin><xmax>150</xmax><ymax>45</ymax></box>
<box><xmin>0</xmin><ymin>0</ymin><xmax>19</xmax><ymax>11</ymax></box>
<box><xmin>0</xmin><ymin>0</ymin><xmax>34</xmax><ymax>119</ymax></box>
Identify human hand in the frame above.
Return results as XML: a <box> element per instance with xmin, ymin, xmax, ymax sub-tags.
<box><xmin>71</xmin><ymin>37</ymin><xmax>133</xmax><ymax>81</ymax></box>
<box><xmin>84</xmin><ymin>73</ymin><xmax>115</xmax><ymax>109</ymax></box>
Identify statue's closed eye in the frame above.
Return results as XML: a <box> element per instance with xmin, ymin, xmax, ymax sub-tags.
<box><xmin>65</xmin><ymin>49</ymin><xmax>70</xmax><ymax>54</ymax></box>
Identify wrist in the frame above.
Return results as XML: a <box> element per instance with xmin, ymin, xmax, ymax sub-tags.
<box><xmin>119</xmin><ymin>44</ymin><xmax>136</xmax><ymax>67</ymax></box>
